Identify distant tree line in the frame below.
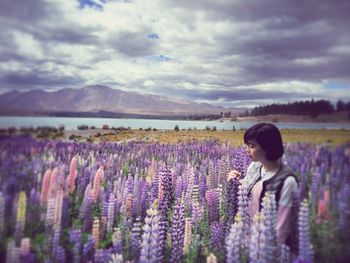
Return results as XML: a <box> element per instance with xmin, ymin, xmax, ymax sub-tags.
<box><xmin>240</xmin><ymin>99</ymin><xmax>350</xmax><ymax>117</ymax></box>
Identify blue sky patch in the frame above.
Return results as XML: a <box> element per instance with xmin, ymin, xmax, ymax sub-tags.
<box><xmin>146</xmin><ymin>55</ymin><xmax>171</xmax><ymax>62</ymax></box>
<box><xmin>78</xmin><ymin>0</ymin><xmax>104</xmax><ymax>10</ymax></box>
<box><xmin>147</xmin><ymin>33</ymin><xmax>160</xmax><ymax>40</ymax></box>
<box><xmin>325</xmin><ymin>82</ymin><xmax>350</xmax><ymax>89</ymax></box>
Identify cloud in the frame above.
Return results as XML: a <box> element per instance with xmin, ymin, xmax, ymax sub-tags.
<box><xmin>0</xmin><ymin>0</ymin><xmax>349</xmax><ymax>107</ymax></box>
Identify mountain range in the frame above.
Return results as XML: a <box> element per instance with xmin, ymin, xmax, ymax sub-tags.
<box><xmin>0</xmin><ymin>85</ymin><xmax>242</xmax><ymax>118</ymax></box>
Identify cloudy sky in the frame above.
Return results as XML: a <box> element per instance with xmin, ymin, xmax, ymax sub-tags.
<box><xmin>0</xmin><ymin>0</ymin><xmax>349</xmax><ymax>108</ymax></box>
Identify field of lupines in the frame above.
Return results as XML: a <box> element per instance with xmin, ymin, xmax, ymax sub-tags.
<box><xmin>0</xmin><ymin>135</ymin><xmax>349</xmax><ymax>262</ymax></box>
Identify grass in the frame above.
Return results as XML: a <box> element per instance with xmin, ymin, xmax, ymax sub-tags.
<box><xmin>95</xmin><ymin>129</ymin><xmax>350</xmax><ymax>146</ymax></box>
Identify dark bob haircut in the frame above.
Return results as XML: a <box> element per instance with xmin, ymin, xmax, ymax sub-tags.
<box><xmin>244</xmin><ymin>123</ymin><xmax>284</xmax><ymax>161</ymax></box>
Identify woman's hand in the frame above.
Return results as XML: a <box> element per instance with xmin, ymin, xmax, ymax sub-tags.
<box><xmin>227</xmin><ymin>170</ymin><xmax>240</xmax><ymax>182</ymax></box>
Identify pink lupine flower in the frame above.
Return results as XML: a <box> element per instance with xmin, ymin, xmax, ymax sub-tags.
<box><xmin>40</xmin><ymin>169</ymin><xmax>52</xmax><ymax>206</ymax></box>
<box><xmin>20</xmin><ymin>238</ymin><xmax>31</xmax><ymax>257</ymax></box>
<box><xmin>93</xmin><ymin>167</ymin><xmax>104</xmax><ymax>202</ymax></box>
<box><xmin>53</xmin><ymin>189</ymin><xmax>64</xmax><ymax>230</ymax></box>
<box><xmin>92</xmin><ymin>218</ymin><xmax>100</xmax><ymax>249</ymax></box>
<box><xmin>67</xmin><ymin>156</ymin><xmax>78</xmax><ymax>194</ymax></box>
<box><xmin>48</xmin><ymin>168</ymin><xmax>59</xmax><ymax>200</ymax></box>
<box><xmin>316</xmin><ymin>190</ymin><xmax>331</xmax><ymax>224</ymax></box>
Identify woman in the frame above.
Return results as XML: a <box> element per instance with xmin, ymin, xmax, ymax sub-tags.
<box><xmin>228</xmin><ymin>123</ymin><xmax>298</xmax><ymax>246</ymax></box>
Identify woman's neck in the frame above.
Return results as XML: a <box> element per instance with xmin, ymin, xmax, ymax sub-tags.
<box><xmin>261</xmin><ymin>159</ymin><xmax>280</xmax><ymax>172</ymax></box>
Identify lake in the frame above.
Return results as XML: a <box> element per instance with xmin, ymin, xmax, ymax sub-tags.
<box><xmin>0</xmin><ymin>116</ymin><xmax>350</xmax><ymax>130</ymax></box>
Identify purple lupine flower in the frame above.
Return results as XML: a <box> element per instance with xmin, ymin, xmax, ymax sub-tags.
<box><xmin>112</xmin><ymin>228</ymin><xmax>123</xmax><ymax>254</ymax></box>
<box><xmin>109</xmin><ymin>253</ymin><xmax>124</xmax><ymax>263</ymax></box>
<box><xmin>107</xmin><ymin>193</ymin><xmax>115</xmax><ymax>233</ymax></box>
<box><xmin>94</xmin><ymin>249</ymin><xmax>111</xmax><ymax>263</ymax></box>
<box><xmin>158</xmin><ymin>165</ymin><xmax>173</xmax><ymax>212</ymax></box>
<box><xmin>132</xmin><ymin>182</ymin><xmax>142</xmax><ymax>220</ymax></box>
<box><xmin>338</xmin><ymin>183</ymin><xmax>350</xmax><ymax>236</ymax></box>
<box><xmin>151</xmin><ymin>172</ymin><xmax>159</xmax><ymax>202</ymax></box>
<box><xmin>296</xmin><ymin>200</ymin><xmax>313</xmax><ymax>263</ymax></box>
<box><xmin>170</xmin><ymin>200</ymin><xmax>185</xmax><ymax>263</ymax></box>
<box><xmin>0</xmin><ymin>192</ymin><xmax>4</xmax><ymax>238</ymax></box>
<box><xmin>79</xmin><ymin>185</ymin><xmax>93</xmax><ymax>232</ymax></box>
<box><xmin>140</xmin><ymin>207</ymin><xmax>160</xmax><ymax>263</ymax></box>
<box><xmin>131</xmin><ymin>216</ymin><xmax>142</xmax><ymax>260</ymax></box>
<box><xmin>52</xmin><ymin>228</ymin><xmax>66</xmax><ymax>263</ymax></box>
<box><xmin>191</xmin><ymin>201</ymin><xmax>202</xmax><ymax>226</ymax></box>
<box><xmin>6</xmin><ymin>239</ymin><xmax>20</xmax><ymax>263</ymax></box>
<box><xmin>237</xmin><ymin>182</ymin><xmax>249</xmax><ymax>229</ymax></box>
<box><xmin>207</xmin><ymin>160</ymin><xmax>215</xmax><ymax>190</ymax></box>
<box><xmin>53</xmin><ymin>246</ymin><xmax>66</xmax><ymax>263</ymax></box>
<box><xmin>140</xmin><ymin>181</ymin><xmax>149</xmax><ymax>220</ymax></box>
<box><xmin>207</xmin><ymin>189</ymin><xmax>220</xmax><ymax>225</ymax></box>
<box><xmin>280</xmin><ymin>244</ymin><xmax>291</xmax><ymax>263</ymax></box>
<box><xmin>83</xmin><ymin>234</ymin><xmax>95</xmax><ymax>262</ymax></box>
<box><xmin>69</xmin><ymin>229</ymin><xmax>82</xmax><ymax>263</ymax></box>
<box><xmin>102</xmin><ymin>194</ymin><xmax>109</xmax><ymax>219</ymax></box>
<box><xmin>225</xmin><ymin>177</ymin><xmax>239</xmax><ymax>225</ymax></box>
<box><xmin>199</xmin><ymin>173</ymin><xmax>207</xmax><ymax>204</ymax></box>
<box><xmin>175</xmin><ymin>176</ymin><xmax>183</xmax><ymax>200</ymax></box>
<box><xmin>210</xmin><ymin>222</ymin><xmax>225</xmax><ymax>252</ymax></box>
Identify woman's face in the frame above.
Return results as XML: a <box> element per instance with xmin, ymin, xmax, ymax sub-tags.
<box><xmin>245</xmin><ymin>140</ymin><xmax>266</xmax><ymax>162</ymax></box>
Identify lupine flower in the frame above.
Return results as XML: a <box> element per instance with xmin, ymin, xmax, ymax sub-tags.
<box><xmin>207</xmin><ymin>160</ymin><xmax>215</xmax><ymax>190</ymax></box>
<box><xmin>183</xmin><ymin>217</ymin><xmax>192</xmax><ymax>253</ymax></box>
<box><xmin>67</xmin><ymin>156</ymin><xmax>78</xmax><ymax>194</ymax></box>
<box><xmin>109</xmin><ymin>253</ymin><xmax>123</xmax><ymax>263</ymax></box>
<box><xmin>249</xmin><ymin>213</ymin><xmax>267</xmax><ymax>263</ymax></box>
<box><xmin>131</xmin><ymin>217</ymin><xmax>142</xmax><ymax>260</ymax></box>
<box><xmin>45</xmin><ymin>197</ymin><xmax>56</xmax><ymax>231</ymax></box>
<box><xmin>40</xmin><ymin>169</ymin><xmax>51</xmax><ymax>206</ymax></box>
<box><xmin>6</xmin><ymin>239</ymin><xmax>20</xmax><ymax>263</ymax></box>
<box><xmin>338</xmin><ymin>183</ymin><xmax>350</xmax><ymax>235</ymax></box>
<box><xmin>261</xmin><ymin>193</ymin><xmax>278</xmax><ymax>262</ymax></box>
<box><xmin>218</xmin><ymin>155</ymin><xmax>229</xmax><ymax>185</ymax></box>
<box><xmin>20</xmin><ymin>237</ymin><xmax>30</xmax><ymax>257</ymax></box>
<box><xmin>206</xmin><ymin>189</ymin><xmax>220</xmax><ymax>225</ymax></box>
<box><xmin>83</xmin><ymin>235</ymin><xmax>95</xmax><ymax>262</ymax></box>
<box><xmin>112</xmin><ymin>228</ymin><xmax>123</xmax><ymax>254</ymax></box>
<box><xmin>296</xmin><ymin>200</ymin><xmax>313</xmax><ymax>263</ymax></box>
<box><xmin>107</xmin><ymin>193</ymin><xmax>115</xmax><ymax>233</ymax></box>
<box><xmin>237</xmin><ymin>181</ymin><xmax>249</xmax><ymax>229</ymax></box>
<box><xmin>210</xmin><ymin>222</ymin><xmax>225</xmax><ymax>252</ymax></box>
<box><xmin>225</xmin><ymin>176</ymin><xmax>239</xmax><ymax>225</ymax></box>
<box><xmin>53</xmin><ymin>189</ymin><xmax>64</xmax><ymax>231</ymax></box>
<box><xmin>92</xmin><ymin>218</ymin><xmax>100</xmax><ymax>249</ymax></box>
<box><xmin>48</xmin><ymin>167</ymin><xmax>59</xmax><ymax>200</ymax></box>
<box><xmin>0</xmin><ymin>192</ymin><xmax>5</xmax><ymax>237</ymax></box>
<box><xmin>225</xmin><ymin>213</ymin><xmax>245</xmax><ymax>263</ymax></box>
<box><xmin>158</xmin><ymin>166</ymin><xmax>173</xmax><ymax>211</ymax></box>
<box><xmin>69</xmin><ymin>229</ymin><xmax>82</xmax><ymax>263</ymax></box>
<box><xmin>170</xmin><ymin>200</ymin><xmax>185</xmax><ymax>263</ymax></box>
<box><xmin>15</xmin><ymin>191</ymin><xmax>26</xmax><ymax>242</ymax></box>
<box><xmin>316</xmin><ymin>189</ymin><xmax>331</xmax><ymax>224</ymax></box>
<box><xmin>52</xmin><ymin>227</ymin><xmax>66</xmax><ymax>263</ymax></box>
<box><xmin>140</xmin><ymin>207</ymin><xmax>160</xmax><ymax>263</ymax></box>
<box><xmin>191</xmin><ymin>201</ymin><xmax>202</xmax><ymax>226</ymax></box>
<box><xmin>93</xmin><ymin>167</ymin><xmax>104</xmax><ymax>202</ymax></box>
<box><xmin>94</xmin><ymin>249</ymin><xmax>111</xmax><ymax>263</ymax></box>
<box><xmin>206</xmin><ymin>253</ymin><xmax>218</xmax><ymax>263</ymax></box>
<box><xmin>280</xmin><ymin>244</ymin><xmax>290</xmax><ymax>263</ymax></box>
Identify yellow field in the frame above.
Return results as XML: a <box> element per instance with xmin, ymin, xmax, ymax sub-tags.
<box><xmin>94</xmin><ymin>129</ymin><xmax>350</xmax><ymax>146</ymax></box>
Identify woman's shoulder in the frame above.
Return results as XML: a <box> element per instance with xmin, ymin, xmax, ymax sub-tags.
<box><xmin>248</xmin><ymin>161</ymin><xmax>262</xmax><ymax>171</ymax></box>
<box><xmin>246</xmin><ymin>161</ymin><xmax>262</xmax><ymax>176</ymax></box>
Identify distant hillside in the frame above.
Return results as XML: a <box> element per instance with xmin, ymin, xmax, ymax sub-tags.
<box><xmin>0</xmin><ymin>85</ymin><xmax>243</xmax><ymax>117</ymax></box>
